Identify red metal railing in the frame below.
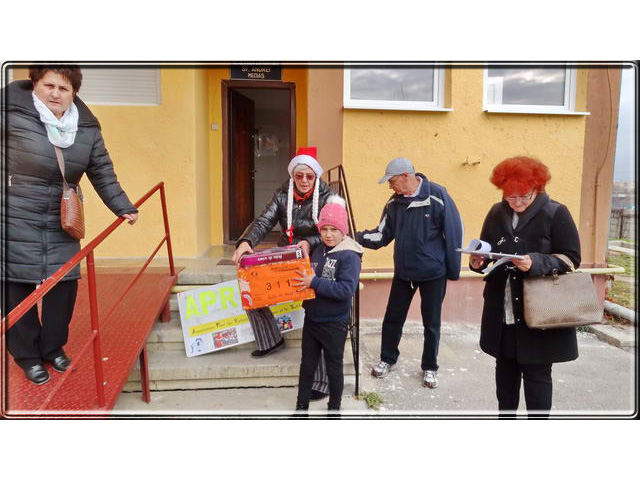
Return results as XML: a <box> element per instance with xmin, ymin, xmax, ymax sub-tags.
<box><xmin>1</xmin><ymin>182</ymin><xmax>175</xmax><ymax>408</ymax></box>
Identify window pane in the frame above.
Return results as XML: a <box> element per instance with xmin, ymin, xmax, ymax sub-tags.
<box><xmin>350</xmin><ymin>68</ymin><xmax>434</xmax><ymax>102</ymax></box>
<box><xmin>487</xmin><ymin>68</ymin><xmax>566</xmax><ymax>106</ymax></box>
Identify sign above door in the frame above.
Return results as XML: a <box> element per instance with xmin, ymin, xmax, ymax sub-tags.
<box><xmin>230</xmin><ymin>65</ymin><xmax>282</xmax><ymax>81</ymax></box>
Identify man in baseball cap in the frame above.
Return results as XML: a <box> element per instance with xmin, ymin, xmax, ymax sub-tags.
<box><xmin>357</xmin><ymin>157</ymin><xmax>463</xmax><ymax>390</ymax></box>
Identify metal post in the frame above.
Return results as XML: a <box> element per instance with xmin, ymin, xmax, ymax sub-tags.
<box><xmin>159</xmin><ymin>183</ymin><xmax>176</xmax><ymax>277</ymax></box>
<box><xmin>161</xmin><ymin>301</ymin><xmax>171</xmax><ymax>323</ymax></box>
<box><xmin>86</xmin><ymin>252</ymin><xmax>106</xmax><ymax>408</ymax></box>
<box><xmin>354</xmin><ymin>290</ymin><xmax>360</xmax><ymax>396</ymax></box>
<box><xmin>139</xmin><ymin>347</ymin><xmax>151</xmax><ymax>403</ymax></box>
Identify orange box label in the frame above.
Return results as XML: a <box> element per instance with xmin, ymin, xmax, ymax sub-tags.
<box><xmin>237</xmin><ymin>258</ymin><xmax>315</xmax><ymax>310</ymax></box>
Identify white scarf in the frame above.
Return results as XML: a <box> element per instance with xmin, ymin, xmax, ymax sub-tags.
<box><xmin>32</xmin><ymin>92</ymin><xmax>79</xmax><ymax>148</ymax></box>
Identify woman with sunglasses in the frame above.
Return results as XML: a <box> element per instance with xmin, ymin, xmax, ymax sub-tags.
<box><xmin>232</xmin><ymin>147</ymin><xmax>336</xmax><ymax>401</ymax></box>
<box><xmin>469</xmin><ymin>156</ymin><xmax>581</xmax><ymax>418</ymax></box>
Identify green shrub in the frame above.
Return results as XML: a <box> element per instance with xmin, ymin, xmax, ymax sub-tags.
<box><xmin>356</xmin><ymin>391</ymin><xmax>384</xmax><ymax>410</ymax></box>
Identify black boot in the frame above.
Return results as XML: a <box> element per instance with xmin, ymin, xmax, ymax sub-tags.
<box><xmin>327</xmin><ymin>404</ymin><xmax>341</xmax><ymax>419</ymax></box>
<box><xmin>251</xmin><ymin>339</ymin><xmax>285</xmax><ymax>358</ymax></box>
<box><xmin>291</xmin><ymin>403</ymin><xmax>309</xmax><ymax>419</ymax></box>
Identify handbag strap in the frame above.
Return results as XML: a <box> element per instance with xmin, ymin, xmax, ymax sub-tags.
<box><xmin>53</xmin><ymin>146</ymin><xmax>71</xmax><ymax>192</ymax></box>
<box><xmin>552</xmin><ymin>253</ymin><xmax>576</xmax><ymax>272</ymax></box>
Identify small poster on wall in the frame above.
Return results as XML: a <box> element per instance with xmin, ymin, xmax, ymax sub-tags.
<box><xmin>177</xmin><ymin>280</ymin><xmax>304</xmax><ymax>357</ymax></box>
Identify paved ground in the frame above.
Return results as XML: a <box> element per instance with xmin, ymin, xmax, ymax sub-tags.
<box><xmin>114</xmin><ymin>320</ymin><xmax>637</xmax><ymax>418</ymax></box>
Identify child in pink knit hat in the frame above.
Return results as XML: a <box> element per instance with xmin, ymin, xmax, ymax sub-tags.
<box><xmin>316</xmin><ymin>196</ymin><xmax>349</xmax><ymax>240</ymax></box>
<box><xmin>292</xmin><ymin>196</ymin><xmax>363</xmax><ymax>416</ymax></box>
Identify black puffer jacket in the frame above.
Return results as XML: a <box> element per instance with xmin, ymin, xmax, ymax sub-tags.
<box><xmin>3</xmin><ymin>80</ymin><xmax>137</xmax><ymax>283</ymax></box>
<box><xmin>237</xmin><ymin>178</ymin><xmax>334</xmax><ymax>249</ymax></box>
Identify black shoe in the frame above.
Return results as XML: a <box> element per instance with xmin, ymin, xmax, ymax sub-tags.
<box><xmin>291</xmin><ymin>403</ymin><xmax>309</xmax><ymax>419</ymax></box>
<box><xmin>310</xmin><ymin>390</ymin><xmax>329</xmax><ymax>402</ymax></box>
<box><xmin>327</xmin><ymin>411</ymin><xmax>342</xmax><ymax>419</ymax></box>
<box><xmin>51</xmin><ymin>354</ymin><xmax>72</xmax><ymax>373</ymax></box>
<box><xmin>24</xmin><ymin>364</ymin><xmax>50</xmax><ymax>385</ymax></box>
<box><xmin>251</xmin><ymin>339</ymin><xmax>285</xmax><ymax>358</ymax></box>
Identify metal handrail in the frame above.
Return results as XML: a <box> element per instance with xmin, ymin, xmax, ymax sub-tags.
<box><xmin>2</xmin><ymin>182</ymin><xmax>175</xmax><ymax>409</ymax></box>
<box><xmin>326</xmin><ymin>165</ymin><xmax>360</xmax><ymax>396</ymax></box>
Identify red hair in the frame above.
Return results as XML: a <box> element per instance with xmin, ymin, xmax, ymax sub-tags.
<box><xmin>490</xmin><ymin>156</ymin><xmax>551</xmax><ymax>196</ymax></box>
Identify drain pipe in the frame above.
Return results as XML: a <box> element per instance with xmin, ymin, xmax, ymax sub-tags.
<box><xmin>604</xmin><ymin>300</ymin><xmax>636</xmax><ymax>324</ymax></box>
<box><xmin>592</xmin><ymin>68</ymin><xmax>615</xmax><ymax>267</ymax></box>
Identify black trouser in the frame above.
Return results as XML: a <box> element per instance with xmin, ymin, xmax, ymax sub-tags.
<box><xmin>296</xmin><ymin>318</ymin><xmax>348</xmax><ymax>411</ymax></box>
<box><xmin>495</xmin><ymin>325</ymin><xmax>553</xmax><ymax>418</ymax></box>
<box><xmin>6</xmin><ymin>280</ymin><xmax>78</xmax><ymax>370</ymax></box>
<box><xmin>380</xmin><ymin>275</ymin><xmax>446</xmax><ymax>371</ymax></box>
<box><xmin>247</xmin><ymin>307</ymin><xmax>329</xmax><ymax>394</ymax></box>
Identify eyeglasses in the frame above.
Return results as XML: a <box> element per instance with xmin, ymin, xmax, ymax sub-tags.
<box><xmin>505</xmin><ymin>192</ymin><xmax>535</xmax><ymax>203</ymax></box>
<box><xmin>294</xmin><ymin>172</ymin><xmax>316</xmax><ymax>181</ymax></box>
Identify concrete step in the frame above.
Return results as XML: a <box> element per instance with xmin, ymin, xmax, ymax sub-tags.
<box><xmin>145</xmin><ymin>267</ymin><xmax>359</xmax><ymax>392</ymax></box>
<box><xmin>146</xmin><ymin>314</ymin><xmax>303</xmax><ymax>352</ymax></box>
<box><xmin>176</xmin><ymin>265</ymin><xmax>237</xmax><ymax>286</ymax></box>
<box><xmin>586</xmin><ymin>323</ymin><xmax>635</xmax><ymax>348</ymax></box>
<box><xmin>125</xmin><ymin>341</ymin><xmax>356</xmax><ymax>391</ymax></box>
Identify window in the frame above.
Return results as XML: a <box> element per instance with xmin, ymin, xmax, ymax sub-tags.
<box><xmin>344</xmin><ymin>66</ymin><xmax>449</xmax><ymax>111</ymax></box>
<box><xmin>483</xmin><ymin>66</ymin><xmax>587</xmax><ymax>115</ymax></box>
<box><xmin>77</xmin><ymin>68</ymin><xmax>161</xmax><ymax>106</ymax></box>
<box><xmin>4</xmin><ymin>66</ymin><xmax>161</xmax><ymax>106</ymax></box>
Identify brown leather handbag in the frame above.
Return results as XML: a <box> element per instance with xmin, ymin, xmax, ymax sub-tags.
<box><xmin>54</xmin><ymin>146</ymin><xmax>85</xmax><ymax>240</ymax></box>
<box><xmin>523</xmin><ymin>254</ymin><xmax>602</xmax><ymax>329</ymax></box>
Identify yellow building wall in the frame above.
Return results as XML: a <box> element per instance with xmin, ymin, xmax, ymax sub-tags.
<box><xmin>343</xmin><ymin>68</ymin><xmax>589</xmax><ymax>271</ymax></box>
<box><xmin>10</xmin><ymin>66</ymin><xmax>586</xmax><ymax>265</ymax></box>
<box><xmin>193</xmin><ymin>69</ymin><xmax>212</xmax><ymax>255</ymax></box>
<box><xmin>81</xmin><ymin>69</ymin><xmax>209</xmax><ymax>259</ymax></box>
<box><xmin>283</xmin><ymin>68</ymin><xmax>308</xmax><ymax>149</ymax></box>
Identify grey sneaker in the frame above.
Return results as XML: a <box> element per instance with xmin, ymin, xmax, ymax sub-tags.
<box><xmin>423</xmin><ymin>370</ymin><xmax>438</xmax><ymax>388</ymax></box>
<box><xmin>371</xmin><ymin>361</ymin><xmax>394</xmax><ymax>378</ymax></box>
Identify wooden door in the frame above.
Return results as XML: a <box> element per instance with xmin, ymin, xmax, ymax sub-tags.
<box><xmin>229</xmin><ymin>90</ymin><xmax>255</xmax><ymax>240</ymax></box>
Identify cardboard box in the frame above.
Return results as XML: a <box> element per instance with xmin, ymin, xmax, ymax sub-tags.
<box><xmin>239</xmin><ymin>245</ymin><xmax>303</xmax><ymax>268</ymax></box>
<box><xmin>237</xmin><ymin>257</ymin><xmax>315</xmax><ymax>310</ymax></box>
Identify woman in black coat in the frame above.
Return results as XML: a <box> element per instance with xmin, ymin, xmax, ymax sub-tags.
<box><xmin>469</xmin><ymin>156</ymin><xmax>581</xmax><ymax>418</ymax></box>
<box><xmin>4</xmin><ymin>66</ymin><xmax>138</xmax><ymax>385</ymax></box>
<box><xmin>231</xmin><ymin>147</ymin><xmax>334</xmax><ymax>400</ymax></box>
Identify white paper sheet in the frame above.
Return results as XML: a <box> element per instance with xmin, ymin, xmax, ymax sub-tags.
<box><xmin>457</xmin><ymin>238</ymin><xmax>526</xmax><ymax>260</ymax></box>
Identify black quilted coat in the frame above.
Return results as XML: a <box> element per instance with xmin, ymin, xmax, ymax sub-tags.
<box><xmin>470</xmin><ymin>192</ymin><xmax>581</xmax><ymax>365</ymax></box>
<box><xmin>3</xmin><ymin>80</ymin><xmax>138</xmax><ymax>283</ymax></box>
<box><xmin>238</xmin><ymin>178</ymin><xmax>334</xmax><ymax>249</ymax></box>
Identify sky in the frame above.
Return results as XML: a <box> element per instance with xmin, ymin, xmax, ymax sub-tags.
<box><xmin>614</xmin><ymin>66</ymin><xmax>636</xmax><ymax>182</ymax></box>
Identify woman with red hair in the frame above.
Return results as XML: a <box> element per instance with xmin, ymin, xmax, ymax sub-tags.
<box><xmin>469</xmin><ymin>156</ymin><xmax>581</xmax><ymax>418</ymax></box>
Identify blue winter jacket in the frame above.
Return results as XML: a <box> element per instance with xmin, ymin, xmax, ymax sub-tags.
<box><xmin>356</xmin><ymin>173</ymin><xmax>463</xmax><ymax>282</ymax></box>
<box><xmin>303</xmin><ymin>236</ymin><xmax>363</xmax><ymax>323</ymax></box>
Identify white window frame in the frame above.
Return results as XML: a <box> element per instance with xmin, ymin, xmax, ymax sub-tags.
<box><xmin>343</xmin><ymin>65</ymin><xmax>451</xmax><ymax>112</ymax></box>
<box><xmin>483</xmin><ymin>65</ymin><xmax>589</xmax><ymax>115</ymax></box>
